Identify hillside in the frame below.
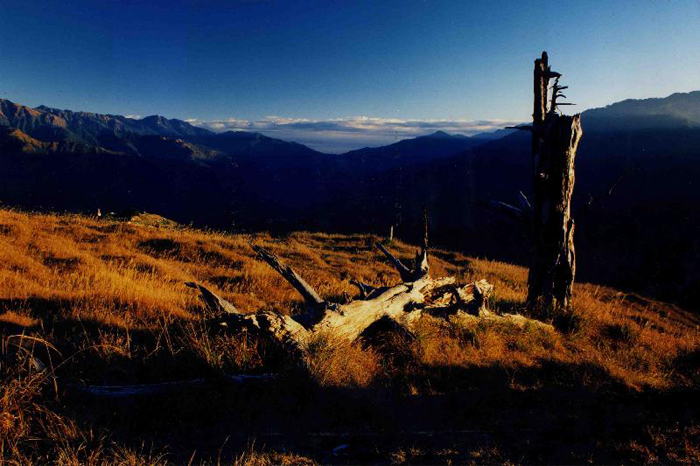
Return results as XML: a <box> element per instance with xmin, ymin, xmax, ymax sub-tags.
<box><xmin>3</xmin><ymin>93</ymin><xmax>700</xmax><ymax>311</ymax></box>
<box><xmin>583</xmin><ymin>91</ymin><xmax>700</xmax><ymax>129</ymax></box>
<box><xmin>346</xmin><ymin>92</ymin><xmax>700</xmax><ymax>310</ymax></box>
<box><xmin>1</xmin><ymin>208</ymin><xmax>699</xmax><ymax>464</ymax></box>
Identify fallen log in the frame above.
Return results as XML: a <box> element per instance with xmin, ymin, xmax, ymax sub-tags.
<box><xmin>63</xmin><ymin>227</ymin><xmax>551</xmax><ymax>402</ymax></box>
<box><xmin>186</xmin><ymin>228</ymin><xmax>550</xmax><ymax>364</ymax></box>
<box><xmin>185</xmin><ymin>281</ymin><xmax>239</xmax><ymax>317</ymax></box>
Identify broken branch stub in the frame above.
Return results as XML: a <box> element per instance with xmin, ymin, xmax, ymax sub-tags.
<box><xmin>374</xmin><ymin>208</ymin><xmax>430</xmax><ymax>282</ymax></box>
<box><xmin>252</xmin><ymin>245</ymin><xmax>327</xmax><ymax>309</ymax></box>
<box><xmin>375</xmin><ymin>241</ymin><xmax>415</xmax><ymax>282</ymax></box>
<box><xmin>185</xmin><ymin>281</ymin><xmax>239</xmax><ymax>317</ymax></box>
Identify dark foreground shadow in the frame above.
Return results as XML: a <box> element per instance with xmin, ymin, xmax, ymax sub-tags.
<box><xmin>3</xmin><ymin>296</ymin><xmax>699</xmax><ymax>464</ymax></box>
<box><xmin>62</xmin><ymin>358</ymin><xmax>700</xmax><ymax>464</ymax></box>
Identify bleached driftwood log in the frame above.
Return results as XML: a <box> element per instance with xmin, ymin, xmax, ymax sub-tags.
<box><xmin>186</xmin><ymin>226</ymin><xmax>550</xmax><ymax>364</ymax></box>
<box><xmin>74</xmin><ymin>226</ymin><xmax>550</xmax><ymax>400</ymax></box>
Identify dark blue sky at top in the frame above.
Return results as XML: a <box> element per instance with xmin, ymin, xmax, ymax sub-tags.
<box><xmin>1</xmin><ymin>0</ymin><xmax>699</xmax><ymax>151</ymax></box>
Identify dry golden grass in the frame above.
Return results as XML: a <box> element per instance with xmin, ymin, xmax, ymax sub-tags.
<box><xmin>1</xmin><ymin>207</ymin><xmax>699</xmax><ymax>463</ymax></box>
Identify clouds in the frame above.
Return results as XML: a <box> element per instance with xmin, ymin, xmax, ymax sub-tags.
<box><xmin>185</xmin><ymin>116</ymin><xmax>523</xmax><ymax>153</ymax></box>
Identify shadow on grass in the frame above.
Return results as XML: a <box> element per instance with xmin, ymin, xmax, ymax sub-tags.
<box><xmin>0</xmin><ymin>296</ymin><xmax>221</xmax><ymax>385</ymax></box>
<box><xmin>493</xmin><ymin>297</ymin><xmax>526</xmax><ymax>315</ymax></box>
<box><xmin>2</xmin><ymin>296</ymin><xmax>699</xmax><ymax>464</ymax></box>
<box><xmin>64</xmin><ymin>353</ymin><xmax>700</xmax><ymax>464</ymax></box>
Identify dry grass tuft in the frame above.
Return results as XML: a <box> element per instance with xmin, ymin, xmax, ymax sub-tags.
<box><xmin>228</xmin><ymin>442</ymin><xmax>316</xmax><ymax>466</ymax></box>
<box><xmin>305</xmin><ymin>333</ymin><xmax>382</xmax><ymax>388</ymax></box>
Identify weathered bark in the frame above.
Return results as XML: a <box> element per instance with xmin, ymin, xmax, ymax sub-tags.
<box><xmin>526</xmin><ymin>51</ymin><xmax>583</xmax><ymax>314</ymax></box>
<box><xmin>349</xmin><ymin>279</ymin><xmax>379</xmax><ymax>299</ymax></box>
<box><xmin>451</xmin><ymin>279</ymin><xmax>494</xmax><ymax>316</ymax></box>
<box><xmin>190</xmin><ymin>274</ymin><xmax>484</xmax><ymax>353</ymax></box>
<box><xmin>185</xmin><ymin>281</ymin><xmax>240</xmax><ymax>316</ymax></box>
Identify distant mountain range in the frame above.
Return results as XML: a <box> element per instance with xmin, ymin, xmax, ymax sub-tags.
<box><xmin>343</xmin><ymin>130</ymin><xmax>483</xmax><ymax>174</ymax></box>
<box><xmin>1</xmin><ymin>92</ymin><xmax>700</xmax><ymax>309</ymax></box>
<box><xmin>0</xmin><ymin>99</ymin><xmax>323</xmax><ymax>159</ymax></box>
<box><xmin>584</xmin><ymin>91</ymin><xmax>700</xmax><ymax>129</ymax></box>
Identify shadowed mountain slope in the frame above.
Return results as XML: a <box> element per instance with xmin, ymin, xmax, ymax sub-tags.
<box><xmin>583</xmin><ymin>90</ymin><xmax>700</xmax><ymax>128</ymax></box>
<box><xmin>342</xmin><ymin>130</ymin><xmax>484</xmax><ymax>173</ymax></box>
<box><xmin>1</xmin><ymin>92</ymin><xmax>700</xmax><ymax>309</ymax></box>
<box><xmin>346</xmin><ymin>92</ymin><xmax>700</xmax><ymax>309</ymax></box>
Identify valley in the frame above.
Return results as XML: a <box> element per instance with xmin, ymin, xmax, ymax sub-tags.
<box><xmin>2</xmin><ymin>93</ymin><xmax>700</xmax><ymax>309</ymax></box>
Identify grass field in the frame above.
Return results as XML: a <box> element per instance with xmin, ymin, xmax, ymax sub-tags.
<box><xmin>1</xmin><ymin>208</ymin><xmax>699</xmax><ymax>464</ymax></box>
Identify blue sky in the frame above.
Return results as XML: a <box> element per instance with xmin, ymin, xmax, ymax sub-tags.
<box><xmin>1</xmin><ymin>0</ymin><xmax>699</xmax><ymax>152</ymax></box>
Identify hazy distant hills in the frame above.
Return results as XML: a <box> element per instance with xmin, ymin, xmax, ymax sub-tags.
<box><xmin>0</xmin><ymin>98</ymin><xmax>323</xmax><ymax>161</ymax></box>
<box><xmin>1</xmin><ymin>91</ymin><xmax>700</xmax><ymax>308</ymax></box>
<box><xmin>584</xmin><ymin>91</ymin><xmax>700</xmax><ymax>129</ymax></box>
<box><xmin>0</xmin><ymin>97</ymin><xmax>491</xmax><ymax>226</ymax></box>
<box><xmin>343</xmin><ymin>130</ymin><xmax>484</xmax><ymax>173</ymax></box>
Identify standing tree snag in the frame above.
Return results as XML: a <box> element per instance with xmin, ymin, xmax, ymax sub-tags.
<box><xmin>376</xmin><ymin>207</ymin><xmax>429</xmax><ymax>282</ymax></box>
<box><xmin>526</xmin><ymin>52</ymin><xmax>583</xmax><ymax>314</ymax></box>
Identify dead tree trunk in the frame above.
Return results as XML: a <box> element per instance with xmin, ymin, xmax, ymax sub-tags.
<box><xmin>188</xmin><ymin>243</ymin><xmax>481</xmax><ymax>361</ymax></box>
<box><xmin>66</xmin><ymin>226</ymin><xmax>553</xmax><ymax>400</ymax></box>
<box><xmin>526</xmin><ymin>52</ymin><xmax>583</xmax><ymax>314</ymax></box>
<box><xmin>186</xmin><ymin>222</ymin><xmax>551</xmax><ymax>367</ymax></box>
